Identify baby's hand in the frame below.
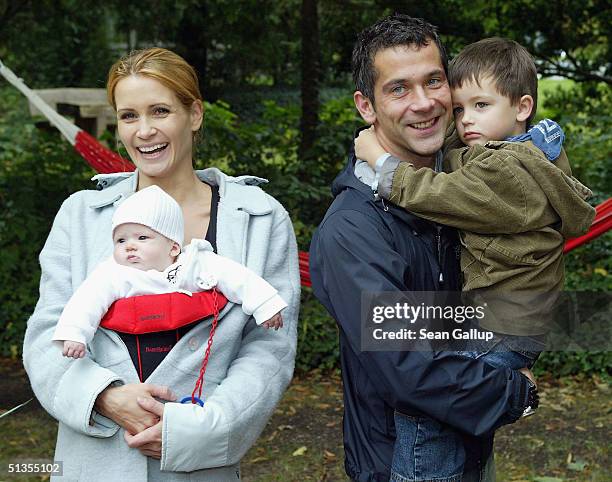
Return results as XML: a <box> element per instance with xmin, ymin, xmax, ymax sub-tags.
<box><xmin>262</xmin><ymin>313</ymin><xmax>283</xmax><ymax>331</ymax></box>
<box><xmin>63</xmin><ymin>340</ymin><xmax>86</xmax><ymax>359</ymax></box>
<box><xmin>355</xmin><ymin>126</ymin><xmax>387</xmax><ymax>169</ymax></box>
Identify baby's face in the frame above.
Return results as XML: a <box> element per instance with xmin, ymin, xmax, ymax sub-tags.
<box><xmin>113</xmin><ymin>223</ymin><xmax>179</xmax><ymax>271</ymax></box>
<box><xmin>451</xmin><ymin>76</ymin><xmax>524</xmax><ymax>146</ymax></box>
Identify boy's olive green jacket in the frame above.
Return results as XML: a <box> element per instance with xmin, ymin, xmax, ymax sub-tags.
<box><xmin>386</xmin><ymin>141</ymin><xmax>595</xmax><ymax>335</ymax></box>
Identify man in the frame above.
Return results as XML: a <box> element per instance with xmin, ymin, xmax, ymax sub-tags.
<box><xmin>309</xmin><ymin>14</ymin><xmax>536</xmax><ymax>482</ymax></box>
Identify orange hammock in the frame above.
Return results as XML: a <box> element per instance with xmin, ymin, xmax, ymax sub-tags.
<box><xmin>1</xmin><ymin>59</ymin><xmax>609</xmax><ymax>289</ymax></box>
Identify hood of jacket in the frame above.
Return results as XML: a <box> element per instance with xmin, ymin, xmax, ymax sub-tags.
<box><xmin>481</xmin><ymin>141</ymin><xmax>595</xmax><ymax>238</ymax></box>
<box><xmin>331</xmin><ymin>128</ymin><xmax>446</xmax><ymax>233</ymax></box>
<box><xmin>89</xmin><ymin>168</ymin><xmax>273</xmax><ymax>216</ymax></box>
<box><xmin>331</xmin><ymin>127</ymin><xmax>374</xmax><ymax>198</ymax></box>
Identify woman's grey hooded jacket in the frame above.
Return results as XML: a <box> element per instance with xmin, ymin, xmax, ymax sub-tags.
<box><xmin>23</xmin><ymin>168</ymin><xmax>300</xmax><ymax>481</ymax></box>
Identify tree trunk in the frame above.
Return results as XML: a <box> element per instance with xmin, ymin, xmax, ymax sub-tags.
<box><xmin>176</xmin><ymin>2</ymin><xmax>211</xmax><ymax>100</ymax></box>
<box><xmin>298</xmin><ymin>0</ymin><xmax>320</xmax><ymax>169</ymax></box>
<box><xmin>0</xmin><ymin>1</ymin><xmax>31</xmax><ymax>42</ymax></box>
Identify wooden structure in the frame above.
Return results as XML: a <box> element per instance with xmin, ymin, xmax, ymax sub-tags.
<box><xmin>28</xmin><ymin>88</ymin><xmax>116</xmax><ymax>138</ymax></box>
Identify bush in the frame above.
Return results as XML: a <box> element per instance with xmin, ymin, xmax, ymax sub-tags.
<box><xmin>295</xmin><ymin>290</ymin><xmax>339</xmax><ymax>372</ymax></box>
<box><xmin>0</xmin><ymin>87</ymin><xmax>95</xmax><ymax>357</ymax></box>
<box><xmin>542</xmin><ymin>82</ymin><xmax>611</xmax><ymax>195</ymax></box>
<box><xmin>199</xmin><ymin>94</ymin><xmax>361</xmax><ymax>249</ymax></box>
<box><xmin>533</xmin><ymin>81</ymin><xmax>612</xmax><ymax>378</ymax></box>
<box><xmin>197</xmin><ymin>95</ymin><xmax>361</xmax><ymax>371</ymax></box>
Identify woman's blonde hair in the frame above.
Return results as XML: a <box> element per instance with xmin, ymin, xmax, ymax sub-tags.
<box><xmin>107</xmin><ymin>48</ymin><xmax>202</xmax><ymax>112</ymax></box>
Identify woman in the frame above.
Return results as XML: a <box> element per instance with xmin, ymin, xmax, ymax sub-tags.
<box><xmin>23</xmin><ymin>48</ymin><xmax>300</xmax><ymax>481</ymax></box>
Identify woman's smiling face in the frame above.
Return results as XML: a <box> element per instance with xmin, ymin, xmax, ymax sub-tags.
<box><xmin>114</xmin><ymin>75</ymin><xmax>203</xmax><ymax>180</ymax></box>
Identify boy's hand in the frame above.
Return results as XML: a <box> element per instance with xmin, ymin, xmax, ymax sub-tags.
<box><xmin>519</xmin><ymin>367</ymin><xmax>537</xmax><ymax>387</ymax></box>
<box><xmin>355</xmin><ymin>126</ymin><xmax>387</xmax><ymax>169</ymax></box>
<box><xmin>262</xmin><ymin>312</ymin><xmax>283</xmax><ymax>330</ymax></box>
<box><xmin>63</xmin><ymin>340</ymin><xmax>86</xmax><ymax>358</ymax></box>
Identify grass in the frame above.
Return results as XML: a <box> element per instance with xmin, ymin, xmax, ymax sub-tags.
<box><xmin>1</xmin><ymin>359</ymin><xmax>610</xmax><ymax>481</ymax></box>
<box><xmin>494</xmin><ymin>374</ymin><xmax>611</xmax><ymax>481</ymax></box>
<box><xmin>0</xmin><ymin>411</ymin><xmax>58</xmax><ymax>482</ymax></box>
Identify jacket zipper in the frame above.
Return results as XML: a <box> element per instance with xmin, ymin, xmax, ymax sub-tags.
<box><xmin>436</xmin><ymin>225</ymin><xmax>444</xmax><ymax>285</ymax></box>
<box><xmin>380</xmin><ymin>197</ymin><xmax>389</xmax><ymax>212</ymax></box>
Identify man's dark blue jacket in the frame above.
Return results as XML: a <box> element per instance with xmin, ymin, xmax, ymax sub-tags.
<box><xmin>309</xmin><ymin>142</ymin><xmax>531</xmax><ymax>482</ymax></box>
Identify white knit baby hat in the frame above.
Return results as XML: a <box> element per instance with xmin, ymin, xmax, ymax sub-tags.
<box><xmin>112</xmin><ymin>185</ymin><xmax>184</xmax><ymax>246</ymax></box>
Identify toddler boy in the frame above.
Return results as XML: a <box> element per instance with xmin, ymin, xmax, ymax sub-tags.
<box><xmin>53</xmin><ymin>185</ymin><xmax>287</xmax><ymax>358</ymax></box>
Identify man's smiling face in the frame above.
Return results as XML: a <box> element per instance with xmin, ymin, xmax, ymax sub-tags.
<box><xmin>365</xmin><ymin>43</ymin><xmax>452</xmax><ymax>166</ymax></box>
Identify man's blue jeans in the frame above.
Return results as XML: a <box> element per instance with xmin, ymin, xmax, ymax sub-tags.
<box><xmin>390</xmin><ymin>411</ymin><xmax>465</xmax><ymax>482</ymax></box>
<box><xmin>390</xmin><ymin>334</ymin><xmax>541</xmax><ymax>481</ymax></box>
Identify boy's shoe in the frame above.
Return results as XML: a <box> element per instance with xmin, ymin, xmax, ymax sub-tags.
<box><xmin>521</xmin><ymin>406</ymin><xmax>537</xmax><ymax>418</ymax></box>
<box><xmin>521</xmin><ymin>376</ymin><xmax>539</xmax><ymax>418</ymax></box>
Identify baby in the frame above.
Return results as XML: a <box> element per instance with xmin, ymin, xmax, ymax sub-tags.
<box><xmin>53</xmin><ymin>185</ymin><xmax>287</xmax><ymax>358</ymax></box>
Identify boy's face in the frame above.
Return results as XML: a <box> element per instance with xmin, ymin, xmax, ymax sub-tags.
<box><xmin>452</xmin><ymin>76</ymin><xmax>526</xmax><ymax>146</ymax></box>
<box><xmin>113</xmin><ymin>223</ymin><xmax>180</xmax><ymax>272</ymax></box>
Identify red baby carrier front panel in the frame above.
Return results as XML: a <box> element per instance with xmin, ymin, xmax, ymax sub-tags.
<box><xmin>100</xmin><ymin>290</ymin><xmax>228</xmax><ymax>334</ymax></box>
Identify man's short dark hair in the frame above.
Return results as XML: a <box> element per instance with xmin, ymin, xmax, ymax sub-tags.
<box><xmin>352</xmin><ymin>14</ymin><xmax>447</xmax><ymax>106</ymax></box>
<box><xmin>449</xmin><ymin>38</ymin><xmax>538</xmax><ymax>125</ymax></box>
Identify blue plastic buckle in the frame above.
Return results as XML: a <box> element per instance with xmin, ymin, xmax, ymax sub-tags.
<box><xmin>180</xmin><ymin>396</ymin><xmax>204</xmax><ymax>407</ymax></box>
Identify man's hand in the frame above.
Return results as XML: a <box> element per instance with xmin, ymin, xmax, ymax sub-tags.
<box><xmin>124</xmin><ymin>397</ymin><xmax>165</xmax><ymax>459</ymax></box>
<box><xmin>355</xmin><ymin>126</ymin><xmax>386</xmax><ymax>168</ymax></box>
<box><xmin>94</xmin><ymin>383</ymin><xmax>175</xmax><ymax>435</ymax></box>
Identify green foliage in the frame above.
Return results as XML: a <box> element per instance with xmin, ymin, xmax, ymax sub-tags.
<box><xmin>536</xmin><ymin>78</ymin><xmax>575</xmax><ymax>120</ymax></box>
<box><xmin>542</xmin><ymin>81</ymin><xmax>612</xmax><ymax>194</ymax></box>
<box><xmin>0</xmin><ymin>87</ymin><xmax>94</xmax><ymax>357</ymax></box>
<box><xmin>530</xmin><ymin>80</ymin><xmax>612</xmax><ymax>378</ymax></box>
<box><xmin>564</xmin><ymin>238</ymin><xmax>612</xmax><ymax>292</ymax></box>
<box><xmin>539</xmin><ymin>80</ymin><xmax>612</xmax><ymax>297</ymax></box>
<box><xmin>0</xmin><ymin>86</ymin><xmax>356</xmax><ymax>366</ymax></box>
<box><xmin>538</xmin><ymin>237</ymin><xmax>612</xmax><ymax>378</ymax></box>
<box><xmin>295</xmin><ymin>290</ymin><xmax>339</xmax><ymax>372</ymax></box>
<box><xmin>199</xmin><ymin>93</ymin><xmax>360</xmax><ymax>249</ymax></box>
<box><xmin>435</xmin><ymin>0</ymin><xmax>611</xmax><ymax>84</ymax></box>
<box><xmin>0</xmin><ymin>1</ymin><xmax>114</xmax><ymax>88</ymax></box>
<box><xmin>1</xmin><ymin>80</ymin><xmax>610</xmax><ymax>374</ymax></box>
<box><xmin>1</xmin><ymin>0</ymin><xmax>610</xmax><ymax>375</ymax></box>
<box><xmin>535</xmin><ymin>352</ymin><xmax>611</xmax><ymax>379</ymax></box>
<box><xmin>100</xmin><ymin>0</ymin><xmax>304</xmax><ymax>94</ymax></box>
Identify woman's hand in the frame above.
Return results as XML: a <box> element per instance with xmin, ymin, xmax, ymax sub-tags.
<box><xmin>124</xmin><ymin>397</ymin><xmax>165</xmax><ymax>459</ymax></box>
<box><xmin>94</xmin><ymin>383</ymin><xmax>175</xmax><ymax>435</ymax></box>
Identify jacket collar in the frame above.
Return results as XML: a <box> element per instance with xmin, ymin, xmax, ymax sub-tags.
<box><xmin>196</xmin><ymin>168</ymin><xmax>272</xmax><ymax>215</ymax></box>
<box><xmin>331</xmin><ymin>126</ymin><xmax>376</xmax><ymax>199</ymax></box>
<box><xmin>88</xmin><ymin>169</ymin><xmax>272</xmax><ymax>215</ymax></box>
<box><xmin>333</xmin><ymin>127</ymin><xmax>445</xmax><ymax>235</ymax></box>
<box><xmin>88</xmin><ymin>172</ymin><xmax>137</xmax><ymax>208</ymax></box>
